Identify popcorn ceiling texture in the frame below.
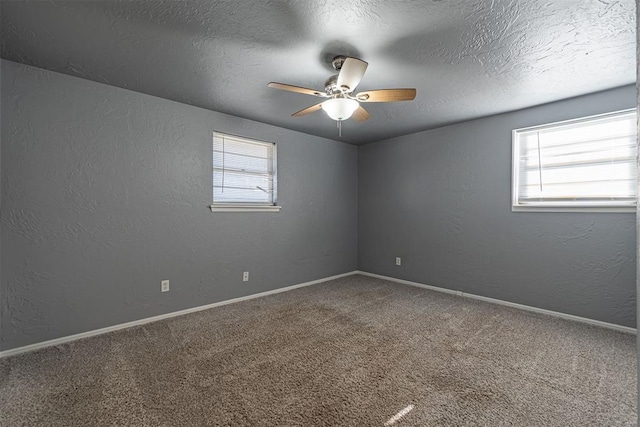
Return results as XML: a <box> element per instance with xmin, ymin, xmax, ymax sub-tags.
<box><xmin>0</xmin><ymin>0</ymin><xmax>635</xmax><ymax>144</ymax></box>
<box><xmin>0</xmin><ymin>276</ymin><xmax>636</xmax><ymax>426</ymax></box>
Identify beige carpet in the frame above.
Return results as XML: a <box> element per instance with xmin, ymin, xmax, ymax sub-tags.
<box><xmin>0</xmin><ymin>275</ymin><xmax>636</xmax><ymax>426</ymax></box>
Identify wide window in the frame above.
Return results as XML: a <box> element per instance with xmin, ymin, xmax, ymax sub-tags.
<box><xmin>512</xmin><ymin>109</ymin><xmax>637</xmax><ymax>212</ymax></box>
<box><xmin>210</xmin><ymin>132</ymin><xmax>280</xmax><ymax>212</ymax></box>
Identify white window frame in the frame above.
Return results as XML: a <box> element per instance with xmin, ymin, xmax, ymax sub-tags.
<box><xmin>210</xmin><ymin>132</ymin><xmax>280</xmax><ymax>213</ymax></box>
<box><xmin>512</xmin><ymin>109</ymin><xmax>637</xmax><ymax>213</ymax></box>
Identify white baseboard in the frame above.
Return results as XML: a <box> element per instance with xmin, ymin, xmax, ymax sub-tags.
<box><xmin>3</xmin><ymin>269</ymin><xmax>633</xmax><ymax>358</ymax></box>
<box><xmin>357</xmin><ymin>271</ymin><xmax>637</xmax><ymax>335</ymax></box>
<box><xmin>0</xmin><ymin>271</ymin><xmax>358</xmax><ymax>358</ymax></box>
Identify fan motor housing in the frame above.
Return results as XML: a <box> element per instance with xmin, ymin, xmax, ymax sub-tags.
<box><xmin>324</xmin><ymin>75</ymin><xmax>340</xmax><ymax>94</ymax></box>
<box><xmin>323</xmin><ymin>56</ymin><xmax>354</xmax><ymax>95</ymax></box>
<box><xmin>325</xmin><ymin>74</ymin><xmax>353</xmax><ymax>96</ymax></box>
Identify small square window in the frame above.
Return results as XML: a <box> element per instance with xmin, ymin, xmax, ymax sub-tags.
<box><xmin>210</xmin><ymin>132</ymin><xmax>280</xmax><ymax>212</ymax></box>
<box><xmin>512</xmin><ymin>109</ymin><xmax>637</xmax><ymax>212</ymax></box>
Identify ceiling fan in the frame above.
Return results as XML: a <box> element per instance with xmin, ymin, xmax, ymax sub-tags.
<box><xmin>268</xmin><ymin>56</ymin><xmax>416</xmax><ymax>132</ymax></box>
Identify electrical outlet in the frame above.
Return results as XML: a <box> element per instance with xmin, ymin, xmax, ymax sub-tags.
<box><xmin>243</xmin><ymin>272</ymin><xmax>249</xmax><ymax>282</ymax></box>
<box><xmin>161</xmin><ymin>280</ymin><xmax>170</xmax><ymax>292</ymax></box>
<box><xmin>396</xmin><ymin>257</ymin><xmax>402</xmax><ymax>266</ymax></box>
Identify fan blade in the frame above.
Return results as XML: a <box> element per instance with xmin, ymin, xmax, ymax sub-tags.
<box><xmin>355</xmin><ymin>88</ymin><xmax>416</xmax><ymax>102</ymax></box>
<box><xmin>352</xmin><ymin>105</ymin><xmax>370</xmax><ymax>122</ymax></box>
<box><xmin>268</xmin><ymin>82</ymin><xmax>327</xmax><ymax>97</ymax></box>
<box><xmin>292</xmin><ymin>102</ymin><xmax>323</xmax><ymax>117</ymax></box>
<box><xmin>336</xmin><ymin>58</ymin><xmax>368</xmax><ymax>92</ymax></box>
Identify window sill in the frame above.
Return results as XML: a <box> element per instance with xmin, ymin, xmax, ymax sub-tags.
<box><xmin>512</xmin><ymin>205</ymin><xmax>636</xmax><ymax>213</ymax></box>
<box><xmin>209</xmin><ymin>204</ymin><xmax>281</xmax><ymax>213</ymax></box>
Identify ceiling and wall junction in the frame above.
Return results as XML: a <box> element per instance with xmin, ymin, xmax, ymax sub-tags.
<box><xmin>1</xmin><ymin>0</ymin><xmax>635</xmax><ymax>144</ymax></box>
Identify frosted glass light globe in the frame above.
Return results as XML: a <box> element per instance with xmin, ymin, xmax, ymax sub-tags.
<box><xmin>321</xmin><ymin>98</ymin><xmax>359</xmax><ymax>121</ymax></box>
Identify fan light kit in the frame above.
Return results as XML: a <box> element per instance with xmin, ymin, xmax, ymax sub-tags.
<box><xmin>322</xmin><ymin>98</ymin><xmax>359</xmax><ymax>121</ymax></box>
<box><xmin>268</xmin><ymin>55</ymin><xmax>417</xmax><ymax>137</ymax></box>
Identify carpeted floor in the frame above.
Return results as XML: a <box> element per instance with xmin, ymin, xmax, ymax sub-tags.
<box><xmin>0</xmin><ymin>275</ymin><xmax>636</xmax><ymax>426</ymax></box>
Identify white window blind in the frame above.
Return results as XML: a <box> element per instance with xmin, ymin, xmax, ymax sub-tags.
<box><xmin>212</xmin><ymin>132</ymin><xmax>279</xmax><ymax>211</ymax></box>
<box><xmin>512</xmin><ymin>109</ymin><xmax>637</xmax><ymax>211</ymax></box>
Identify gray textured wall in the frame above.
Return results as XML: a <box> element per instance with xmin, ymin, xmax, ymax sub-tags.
<box><xmin>636</xmin><ymin>1</ymin><xmax>640</xmax><ymax>418</ymax></box>
<box><xmin>1</xmin><ymin>60</ymin><xmax>358</xmax><ymax>351</ymax></box>
<box><xmin>1</xmin><ymin>59</ymin><xmax>636</xmax><ymax>353</ymax></box>
<box><xmin>359</xmin><ymin>85</ymin><xmax>637</xmax><ymax>327</ymax></box>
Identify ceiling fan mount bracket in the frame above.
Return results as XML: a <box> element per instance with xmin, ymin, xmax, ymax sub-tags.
<box><xmin>331</xmin><ymin>56</ymin><xmax>347</xmax><ymax>72</ymax></box>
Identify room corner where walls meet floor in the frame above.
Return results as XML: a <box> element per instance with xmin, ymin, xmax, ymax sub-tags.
<box><xmin>1</xmin><ymin>271</ymin><xmax>635</xmax><ymax>359</ymax></box>
<box><xmin>1</xmin><ymin>60</ymin><xmax>636</xmax><ymax>360</ymax></box>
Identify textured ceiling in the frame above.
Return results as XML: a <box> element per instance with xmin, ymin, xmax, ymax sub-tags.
<box><xmin>1</xmin><ymin>0</ymin><xmax>636</xmax><ymax>144</ymax></box>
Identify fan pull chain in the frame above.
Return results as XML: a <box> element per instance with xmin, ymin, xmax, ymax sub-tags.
<box><xmin>338</xmin><ymin>120</ymin><xmax>342</xmax><ymax>138</ymax></box>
